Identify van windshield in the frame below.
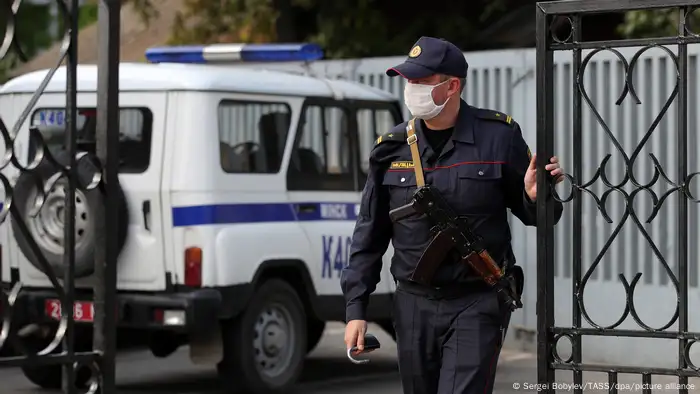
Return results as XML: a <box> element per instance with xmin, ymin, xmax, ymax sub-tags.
<box><xmin>30</xmin><ymin>107</ymin><xmax>153</xmax><ymax>173</ymax></box>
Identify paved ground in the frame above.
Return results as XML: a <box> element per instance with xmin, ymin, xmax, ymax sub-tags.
<box><xmin>1</xmin><ymin>323</ymin><xmax>700</xmax><ymax>393</ymax></box>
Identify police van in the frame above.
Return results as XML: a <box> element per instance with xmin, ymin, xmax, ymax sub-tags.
<box><xmin>0</xmin><ymin>43</ymin><xmax>400</xmax><ymax>392</ymax></box>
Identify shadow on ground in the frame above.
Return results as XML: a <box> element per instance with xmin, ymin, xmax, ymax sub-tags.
<box><xmin>114</xmin><ymin>356</ymin><xmax>399</xmax><ymax>393</ymax></box>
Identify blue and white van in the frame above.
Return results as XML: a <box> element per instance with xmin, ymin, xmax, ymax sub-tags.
<box><xmin>0</xmin><ymin>43</ymin><xmax>401</xmax><ymax>393</ymax></box>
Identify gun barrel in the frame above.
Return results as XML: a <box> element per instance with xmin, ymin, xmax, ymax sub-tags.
<box><xmin>389</xmin><ymin>201</ymin><xmax>419</xmax><ymax>222</ymax></box>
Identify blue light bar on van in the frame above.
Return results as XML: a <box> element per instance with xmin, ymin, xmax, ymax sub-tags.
<box><xmin>144</xmin><ymin>43</ymin><xmax>324</xmax><ymax>64</ymax></box>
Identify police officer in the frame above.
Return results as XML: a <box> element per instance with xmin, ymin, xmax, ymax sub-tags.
<box><xmin>340</xmin><ymin>36</ymin><xmax>564</xmax><ymax>394</ymax></box>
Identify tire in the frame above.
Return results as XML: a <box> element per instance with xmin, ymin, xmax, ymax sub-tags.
<box><xmin>21</xmin><ymin>364</ymin><xmax>92</xmax><ymax>390</ymax></box>
<box><xmin>17</xmin><ymin>329</ymin><xmax>92</xmax><ymax>389</ymax></box>
<box><xmin>11</xmin><ymin>150</ymin><xmax>129</xmax><ymax>278</ymax></box>
<box><xmin>217</xmin><ymin>279</ymin><xmax>307</xmax><ymax>394</ymax></box>
<box><xmin>306</xmin><ymin>318</ymin><xmax>325</xmax><ymax>353</ymax></box>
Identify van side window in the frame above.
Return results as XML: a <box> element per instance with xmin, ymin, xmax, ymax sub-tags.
<box><xmin>218</xmin><ymin>100</ymin><xmax>291</xmax><ymax>174</ymax></box>
<box><xmin>357</xmin><ymin>108</ymin><xmax>397</xmax><ymax>173</ymax></box>
<box><xmin>30</xmin><ymin>107</ymin><xmax>152</xmax><ymax>173</ymax></box>
<box><xmin>287</xmin><ymin>104</ymin><xmax>353</xmax><ymax>191</ymax></box>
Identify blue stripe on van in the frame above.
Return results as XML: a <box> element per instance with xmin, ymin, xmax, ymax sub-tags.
<box><xmin>171</xmin><ymin>202</ymin><xmax>359</xmax><ymax>227</ymax></box>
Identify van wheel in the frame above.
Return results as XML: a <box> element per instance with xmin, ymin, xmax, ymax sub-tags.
<box><xmin>21</xmin><ymin>364</ymin><xmax>92</xmax><ymax>390</ymax></box>
<box><xmin>17</xmin><ymin>332</ymin><xmax>92</xmax><ymax>390</ymax></box>
<box><xmin>306</xmin><ymin>318</ymin><xmax>325</xmax><ymax>353</ymax></box>
<box><xmin>218</xmin><ymin>279</ymin><xmax>307</xmax><ymax>394</ymax></box>
<box><xmin>11</xmin><ymin>150</ymin><xmax>129</xmax><ymax>278</ymax></box>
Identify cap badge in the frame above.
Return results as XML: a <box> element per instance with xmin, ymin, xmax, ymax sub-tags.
<box><xmin>409</xmin><ymin>45</ymin><xmax>421</xmax><ymax>58</ymax></box>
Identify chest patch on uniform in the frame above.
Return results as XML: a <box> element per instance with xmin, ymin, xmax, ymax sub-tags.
<box><xmin>390</xmin><ymin>161</ymin><xmax>414</xmax><ymax>169</ymax></box>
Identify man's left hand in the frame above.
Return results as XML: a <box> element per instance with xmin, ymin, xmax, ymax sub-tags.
<box><xmin>524</xmin><ymin>154</ymin><xmax>564</xmax><ymax>202</ymax></box>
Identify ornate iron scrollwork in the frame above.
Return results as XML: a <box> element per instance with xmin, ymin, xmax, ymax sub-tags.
<box><xmin>537</xmin><ymin>1</ymin><xmax>700</xmax><ymax>392</ymax></box>
<box><xmin>0</xmin><ymin>1</ymin><xmax>114</xmax><ymax>393</ymax></box>
<box><xmin>547</xmin><ymin>44</ymin><xmax>695</xmax><ymax>333</ymax></box>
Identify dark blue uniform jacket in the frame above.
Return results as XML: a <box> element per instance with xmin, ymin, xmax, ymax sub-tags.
<box><xmin>340</xmin><ymin>100</ymin><xmax>564</xmax><ymax>322</ymax></box>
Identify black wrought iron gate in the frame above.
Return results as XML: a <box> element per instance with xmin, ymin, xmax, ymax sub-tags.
<box><xmin>0</xmin><ymin>1</ymin><xmax>121</xmax><ymax>393</ymax></box>
<box><xmin>536</xmin><ymin>1</ymin><xmax>700</xmax><ymax>393</ymax></box>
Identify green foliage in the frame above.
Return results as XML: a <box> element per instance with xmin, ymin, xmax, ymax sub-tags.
<box><xmin>0</xmin><ymin>1</ymin><xmax>100</xmax><ymax>83</ymax></box>
<box><xmin>78</xmin><ymin>1</ymin><xmax>100</xmax><ymax>30</ymax></box>
<box><xmin>0</xmin><ymin>52</ymin><xmax>20</xmax><ymax>85</ymax></box>
<box><xmin>299</xmin><ymin>0</ymin><xmax>392</xmax><ymax>59</ymax></box>
<box><xmin>169</xmin><ymin>0</ymin><xmax>279</xmax><ymax>44</ymax></box>
<box><xmin>125</xmin><ymin>0</ymin><xmax>514</xmax><ymax>59</ymax></box>
<box><xmin>124</xmin><ymin>0</ymin><xmax>159</xmax><ymax>25</ymax></box>
<box><xmin>0</xmin><ymin>3</ymin><xmax>52</xmax><ymax>83</ymax></box>
<box><xmin>0</xmin><ymin>0</ymin><xmax>532</xmax><ymax>84</ymax></box>
<box><xmin>617</xmin><ymin>10</ymin><xmax>677</xmax><ymax>38</ymax></box>
<box><xmin>617</xmin><ymin>9</ymin><xmax>700</xmax><ymax>38</ymax></box>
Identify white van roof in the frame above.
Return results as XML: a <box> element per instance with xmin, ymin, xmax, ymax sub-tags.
<box><xmin>0</xmin><ymin>62</ymin><xmax>397</xmax><ymax>101</ymax></box>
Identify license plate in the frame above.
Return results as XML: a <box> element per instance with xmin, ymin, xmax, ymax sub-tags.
<box><xmin>35</xmin><ymin>110</ymin><xmax>66</xmax><ymax>126</ymax></box>
<box><xmin>45</xmin><ymin>299</ymin><xmax>94</xmax><ymax>322</ymax></box>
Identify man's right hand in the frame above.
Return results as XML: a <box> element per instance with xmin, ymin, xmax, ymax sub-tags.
<box><xmin>344</xmin><ymin>319</ymin><xmax>368</xmax><ymax>355</ymax></box>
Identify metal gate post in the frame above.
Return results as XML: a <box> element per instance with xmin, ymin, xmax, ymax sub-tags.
<box><xmin>536</xmin><ymin>1</ymin><xmax>700</xmax><ymax>393</ymax></box>
<box><xmin>62</xmin><ymin>0</ymin><xmax>79</xmax><ymax>391</ymax></box>
<box><xmin>676</xmin><ymin>9</ymin><xmax>690</xmax><ymax>393</ymax></box>
<box><xmin>93</xmin><ymin>1</ymin><xmax>121</xmax><ymax>393</ymax></box>
<box><xmin>535</xmin><ymin>4</ymin><xmax>556</xmax><ymax>392</ymax></box>
<box><xmin>0</xmin><ymin>0</ymin><xmax>119</xmax><ymax>393</ymax></box>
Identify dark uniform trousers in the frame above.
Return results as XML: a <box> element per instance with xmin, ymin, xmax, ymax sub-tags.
<box><xmin>392</xmin><ymin>282</ymin><xmax>510</xmax><ymax>394</ymax></box>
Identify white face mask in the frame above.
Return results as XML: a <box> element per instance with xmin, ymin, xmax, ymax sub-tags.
<box><xmin>403</xmin><ymin>80</ymin><xmax>451</xmax><ymax>120</ymax></box>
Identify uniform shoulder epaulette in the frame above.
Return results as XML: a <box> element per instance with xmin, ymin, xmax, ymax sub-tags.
<box><xmin>475</xmin><ymin>108</ymin><xmax>516</xmax><ymax>127</ymax></box>
<box><xmin>374</xmin><ymin>130</ymin><xmax>407</xmax><ymax>146</ymax></box>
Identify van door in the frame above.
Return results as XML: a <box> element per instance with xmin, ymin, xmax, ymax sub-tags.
<box><xmin>112</xmin><ymin>92</ymin><xmax>167</xmax><ymax>290</ymax></box>
<box><xmin>285</xmin><ymin>99</ymin><xmax>359</xmax><ymax>317</ymax></box>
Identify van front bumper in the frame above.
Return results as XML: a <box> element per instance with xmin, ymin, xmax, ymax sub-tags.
<box><xmin>15</xmin><ymin>288</ymin><xmax>222</xmax><ymax>339</ymax></box>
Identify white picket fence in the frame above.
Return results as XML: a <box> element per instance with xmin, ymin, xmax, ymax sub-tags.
<box><xmin>249</xmin><ymin>45</ymin><xmax>700</xmax><ymax>367</ymax></box>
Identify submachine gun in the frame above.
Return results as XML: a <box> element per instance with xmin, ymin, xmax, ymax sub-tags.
<box><xmin>388</xmin><ymin>119</ymin><xmax>523</xmax><ymax>312</ymax></box>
